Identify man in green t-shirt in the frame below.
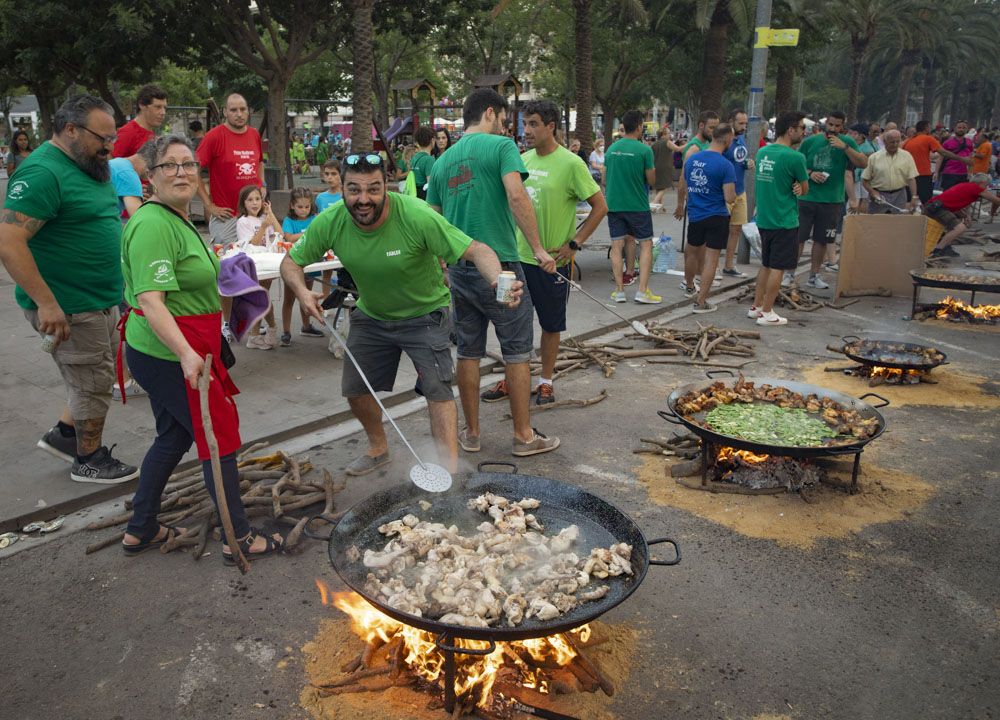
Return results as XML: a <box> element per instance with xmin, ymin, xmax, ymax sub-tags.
<box><xmin>427</xmin><ymin>88</ymin><xmax>560</xmax><ymax>459</ymax></box>
<box><xmin>410</xmin><ymin>125</ymin><xmax>436</xmax><ymax>200</ymax></box>
<box><xmin>514</xmin><ymin>99</ymin><xmax>607</xmax><ymax>405</ymax></box>
<box><xmin>750</xmin><ymin>111</ymin><xmax>810</xmax><ymax>327</ymax></box>
<box><xmin>281</xmin><ymin>153</ymin><xmax>515</xmax><ymax>475</ymax></box>
<box><xmin>794</xmin><ymin>111</ymin><xmax>868</xmax><ymax>290</ymax></box>
<box><xmin>0</xmin><ymin>94</ymin><xmax>138</xmax><ymax>484</ymax></box>
<box><xmin>605</xmin><ymin>109</ymin><xmax>659</xmax><ymax>304</ymax></box>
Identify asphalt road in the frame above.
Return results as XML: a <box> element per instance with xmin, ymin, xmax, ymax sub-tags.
<box><xmin>2</xmin><ymin>295</ymin><xmax>998</xmax><ymax>720</ymax></box>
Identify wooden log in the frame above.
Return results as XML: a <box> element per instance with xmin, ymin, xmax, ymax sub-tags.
<box><xmin>283</xmin><ymin>516</ymin><xmax>311</xmax><ymax>550</ymax></box>
<box><xmin>192</xmin><ymin>517</ymin><xmax>213</xmax><ymax>561</ymax></box>
<box><xmin>837</xmin><ymin>287</ymin><xmax>891</xmax><ymax>297</ymax></box>
<box><xmin>313</xmin><ymin>666</ymin><xmax>391</xmax><ymax>689</ymax></box>
<box><xmin>520</xmin><ymin>389</ymin><xmax>608</xmax><ymax>416</ymax></box>
<box><xmin>86</xmin><ymin>511</ymin><xmax>133</xmax><ymax>531</ymax></box>
<box><xmin>237</xmin><ymin>441</ymin><xmax>270</xmax><ymax>462</ymax></box>
<box><xmin>85</xmin><ymin>532</ymin><xmax>124</xmax><ymax>554</ymax></box>
<box><xmin>340</xmin><ymin>653</ymin><xmax>363</xmax><ymax>674</ymax></box>
<box><xmin>315</xmin><ymin>674</ymin><xmax>409</xmax><ymax>697</ymax></box>
<box><xmin>669</xmin><ymin>458</ymin><xmax>703</xmax><ymax>478</ymax></box>
<box><xmin>362</xmin><ymin>637</ymin><xmax>386</xmax><ymax>668</ymax></box>
<box><xmin>646</xmin><ymin>359</ymin><xmax>755</xmax><ymax>369</ymax></box>
<box><xmin>565</xmin><ymin>635</ymin><xmax>614</xmax><ymax>696</ymax></box>
<box><xmin>675</xmin><ymin>477</ymin><xmax>787</xmax><ymax>495</ymax></box>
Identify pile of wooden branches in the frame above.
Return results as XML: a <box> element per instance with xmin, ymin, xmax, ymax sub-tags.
<box><xmin>625</xmin><ymin>321</ymin><xmax>758</xmax><ymax>367</ymax></box>
<box><xmin>733</xmin><ymin>285</ymin><xmax>857</xmax><ymax>312</ymax></box>
<box><xmin>84</xmin><ymin>444</ymin><xmax>343</xmax><ymax>557</ymax></box>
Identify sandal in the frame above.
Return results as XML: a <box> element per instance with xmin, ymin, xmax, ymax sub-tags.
<box><xmin>222</xmin><ymin>528</ymin><xmax>284</xmax><ymax>566</ymax></box>
<box><xmin>122</xmin><ymin>524</ymin><xmax>184</xmax><ymax>556</ymax></box>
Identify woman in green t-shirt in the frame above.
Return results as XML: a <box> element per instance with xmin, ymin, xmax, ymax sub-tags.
<box><xmin>119</xmin><ymin>134</ymin><xmax>283</xmax><ymax>564</ymax></box>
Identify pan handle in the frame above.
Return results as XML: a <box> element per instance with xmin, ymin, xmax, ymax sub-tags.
<box><xmin>301</xmin><ymin>513</ymin><xmax>341</xmax><ymax>541</ymax></box>
<box><xmin>657</xmin><ymin>409</ymin><xmax>684</xmax><ymax>425</ymax></box>
<box><xmin>705</xmin><ymin>369</ymin><xmax>734</xmax><ymax>378</ymax></box>
<box><xmin>647</xmin><ymin>537</ymin><xmax>681</xmax><ymax>566</ymax></box>
<box><xmin>435</xmin><ymin>634</ymin><xmax>497</xmax><ymax>655</ymax></box>
<box><xmin>840</xmin><ymin>335</ymin><xmax>861</xmax><ymax>344</ymax></box>
<box><xmin>477</xmin><ymin>461</ymin><xmax>519</xmax><ymax>474</ymax></box>
<box><xmin>823</xmin><ymin>446</ymin><xmax>862</xmax><ymax>456</ymax></box>
<box><xmin>858</xmin><ymin>392</ymin><xmax>890</xmax><ymax>408</ymax></box>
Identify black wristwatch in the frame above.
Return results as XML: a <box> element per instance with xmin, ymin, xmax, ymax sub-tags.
<box><xmin>568</xmin><ymin>240</ymin><xmax>581</xmax><ymax>251</ymax></box>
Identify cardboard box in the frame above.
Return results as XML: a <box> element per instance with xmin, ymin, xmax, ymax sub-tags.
<box><xmin>835</xmin><ymin>214</ymin><xmax>927</xmax><ymax>299</ymax></box>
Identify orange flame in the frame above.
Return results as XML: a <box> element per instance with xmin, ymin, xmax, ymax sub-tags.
<box><xmin>315</xmin><ymin>582</ymin><xmax>588</xmax><ymax>706</ymax></box>
<box><xmin>935</xmin><ymin>296</ymin><xmax>1000</xmax><ymax>322</ymax></box>
<box><xmin>716</xmin><ymin>446</ymin><xmax>770</xmax><ymax>464</ymax></box>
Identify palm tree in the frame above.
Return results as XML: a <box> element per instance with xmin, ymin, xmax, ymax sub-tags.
<box><xmin>836</xmin><ymin>0</ymin><xmax>897</xmax><ymax>122</ymax></box>
<box><xmin>573</xmin><ymin>0</ymin><xmax>595</xmax><ymax>154</ymax></box>
<box><xmin>349</xmin><ymin>0</ymin><xmax>376</xmax><ymax>153</ymax></box>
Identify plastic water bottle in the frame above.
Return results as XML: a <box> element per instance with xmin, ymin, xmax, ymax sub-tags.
<box><xmin>652</xmin><ymin>234</ymin><xmax>675</xmax><ymax>273</ymax></box>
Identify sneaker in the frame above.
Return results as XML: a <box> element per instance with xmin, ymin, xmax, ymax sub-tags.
<box><xmin>345</xmin><ymin>452</ymin><xmax>390</xmax><ymax>477</ymax></box>
<box><xmin>512</xmin><ymin>428</ymin><xmax>561</xmax><ymax>457</ymax></box>
<box><xmin>300</xmin><ymin>324</ymin><xmax>324</xmax><ymax>337</ymax></box>
<box><xmin>634</xmin><ymin>288</ymin><xmax>662</xmax><ymax>304</ymax></box>
<box><xmin>822</xmin><ymin>262</ymin><xmax>839</xmax><ymax>272</ymax></box>
<box><xmin>37</xmin><ymin>425</ymin><xmax>76</xmax><ymax>463</ymax></box>
<box><xmin>679</xmin><ymin>281</ymin><xmax>696</xmax><ymax>298</ymax></box>
<box><xmin>279</xmin><ymin>332</ymin><xmax>292</xmax><ymax>347</ymax></box>
<box><xmin>222</xmin><ymin>323</ymin><xmax>236</xmax><ymax>344</ymax></box>
<box><xmin>112</xmin><ymin>379</ymin><xmax>146</xmax><ymax>400</ymax></box>
<box><xmin>610</xmin><ymin>290</ymin><xmax>627</xmax><ymax>303</ymax></box>
<box><xmin>747</xmin><ymin>306</ymin><xmax>763</xmax><ymax>319</ymax></box>
<box><xmin>806</xmin><ymin>274</ymin><xmax>830</xmax><ymax>290</ymax></box>
<box><xmin>535</xmin><ymin>382</ymin><xmax>555</xmax><ymax>405</ymax></box>
<box><xmin>781</xmin><ymin>272</ymin><xmax>795</xmax><ymax>288</ymax></box>
<box><xmin>722</xmin><ymin>267</ymin><xmax>747</xmax><ymax>278</ymax></box>
<box><xmin>756</xmin><ymin>310</ymin><xmax>788</xmax><ymax>326</ymax></box>
<box><xmin>264</xmin><ymin>326</ymin><xmax>279</xmax><ymax>348</ymax></box>
<box><xmin>246</xmin><ymin>333</ymin><xmax>272</xmax><ymax>350</ymax></box>
<box><xmin>481</xmin><ymin>379</ymin><xmax>509</xmax><ymax>403</ymax></box>
<box><xmin>70</xmin><ymin>446</ymin><xmax>139</xmax><ymax>484</ymax></box>
<box><xmin>458</xmin><ymin>428</ymin><xmax>481</xmax><ymax>453</ymax></box>
<box><xmin>941</xmin><ymin>246</ymin><xmax>960</xmax><ymax>257</ymax></box>
<box><xmin>622</xmin><ymin>272</ymin><xmax>636</xmax><ymax>286</ymax></box>
<box><xmin>692</xmin><ymin>301</ymin><xmax>718</xmax><ymax>314</ymax></box>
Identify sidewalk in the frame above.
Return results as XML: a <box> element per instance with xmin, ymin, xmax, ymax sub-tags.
<box><xmin>0</xmin><ymin>205</ymin><xmax>765</xmax><ymax>532</ymax></box>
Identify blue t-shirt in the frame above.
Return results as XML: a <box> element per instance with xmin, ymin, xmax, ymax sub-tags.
<box><xmin>683</xmin><ymin>150</ymin><xmax>736</xmax><ymax>223</ymax></box>
<box><xmin>109</xmin><ymin>157</ymin><xmax>142</xmax><ymax>213</ymax></box>
<box><xmin>316</xmin><ymin>191</ymin><xmax>342</xmax><ymax>211</ymax></box>
<box><xmin>282</xmin><ymin>216</ymin><xmax>315</xmax><ymax>235</ymax></box>
<box><xmin>723</xmin><ymin>134</ymin><xmax>750</xmax><ymax>195</ymax></box>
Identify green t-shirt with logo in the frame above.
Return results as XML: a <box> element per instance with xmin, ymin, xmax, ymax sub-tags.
<box><xmin>289</xmin><ymin>193</ymin><xmax>472</xmax><ymax>321</ymax></box>
<box><xmin>604</xmin><ymin>137</ymin><xmax>654</xmax><ymax>212</ymax></box>
<box><xmin>754</xmin><ymin>143</ymin><xmax>809</xmax><ymax>230</ymax></box>
<box><xmin>411</xmin><ymin>151</ymin><xmax>435</xmax><ymax>191</ymax></box>
<box><xmin>517</xmin><ymin>146</ymin><xmax>600</xmax><ymax>267</ymax></box>
<box><xmin>122</xmin><ymin>202</ymin><xmax>222</xmax><ymax>361</ymax></box>
<box><xmin>426</xmin><ymin>133</ymin><xmax>526</xmax><ymax>261</ymax></box>
<box><xmin>5</xmin><ymin>141</ymin><xmax>123</xmax><ymax>313</ymax></box>
<box><xmin>798</xmin><ymin>133</ymin><xmax>860</xmax><ymax>204</ymax></box>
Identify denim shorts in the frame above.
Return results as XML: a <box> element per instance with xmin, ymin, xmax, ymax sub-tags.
<box><xmin>449</xmin><ymin>261</ymin><xmax>533</xmax><ymax>363</ymax></box>
<box><xmin>342</xmin><ymin>308</ymin><xmax>454</xmax><ymax>401</ymax></box>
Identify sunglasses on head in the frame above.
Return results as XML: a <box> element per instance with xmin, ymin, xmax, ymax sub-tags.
<box><xmin>345</xmin><ymin>153</ymin><xmax>383</xmax><ymax>166</ymax></box>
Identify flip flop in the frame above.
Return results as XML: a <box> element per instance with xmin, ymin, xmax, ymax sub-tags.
<box><xmin>122</xmin><ymin>524</ymin><xmax>184</xmax><ymax>556</ymax></box>
<box><xmin>23</xmin><ymin>515</ymin><xmax>65</xmax><ymax>533</ymax></box>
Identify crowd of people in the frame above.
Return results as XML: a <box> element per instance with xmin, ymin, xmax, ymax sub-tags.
<box><xmin>4</xmin><ymin>80</ymin><xmax>999</xmax><ymax>565</ymax></box>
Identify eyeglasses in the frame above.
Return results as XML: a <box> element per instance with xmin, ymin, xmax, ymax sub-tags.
<box><xmin>78</xmin><ymin>125</ymin><xmax>117</xmax><ymax>145</ymax></box>
<box><xmin>345</xmin><ymin>153</ymin><xmax>383</xmax><ymax>166</ymax></box>
<box><xmin>152</xmin><ymin>161</ymin><xmax>200</xmax><ymax>176</ymax></box>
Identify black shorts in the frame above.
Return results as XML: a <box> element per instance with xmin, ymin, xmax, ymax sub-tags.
<box><xmin>522</xmin><ymin>263</ymin><xmax>570</xmax><ymax>333</ymax></box>
<box><xmin>342</xmin><ymin>308</ymin><xmax>455</xmax><ymax>401</ymax></box>
<box><xmin>797</xmin><ymin>200</ymin><xmax>840</xmax><ymax>245</ymax></box>
<box><xmin>760</xmin><ymin>227</ymin><xmax>799</xmax><ymax>270</ymax></box>
<box><xmin>915</xmin><ymin>176</ymin><xmax>935</xmax><ymax>204</ymax></box>
<box><xmin>686</xmin><ymin>215</ymin><xmax>729</xmax><ymax>250</ymax></box>
<box><xmin>607</xmin><ymin>211</ymin><xmax>653</xmax><ymax>241</ymax></box>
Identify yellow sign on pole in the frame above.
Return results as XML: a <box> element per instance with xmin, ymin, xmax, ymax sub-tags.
<box><xmin>754</xmin><ymin>27</ymin><xmax>800</xmax><ymax>48</ymax></box>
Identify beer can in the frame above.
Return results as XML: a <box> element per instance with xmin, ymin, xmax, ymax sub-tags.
<box><xmin>496</xmin><ymin>271</ymin><xmax>516</xmax><ymax>303</ymax></box>
<box><xmin>41</xmin><ymin>334</ymin><xmax>57</xmax><ymax>354</ymax></box>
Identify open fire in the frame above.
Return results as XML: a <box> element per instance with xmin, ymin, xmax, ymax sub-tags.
<box><xmin>933</xmin><ymin>296</ymin><xmax>1000</xmax><ymax>324</ymax></box>
<box><xmin>315</xmin><ymin>583</ymin><xmax>615</xmax><ymax>716</ymax></box>
<box><xmin>713</xmin><ymin>446</ymin><xmax>822</xmax><ymax>491</ymax></box>
<box><xmin>841</xmin><ymin>365</ymin><xmax>932</xmax><ymax>386</ymax></box>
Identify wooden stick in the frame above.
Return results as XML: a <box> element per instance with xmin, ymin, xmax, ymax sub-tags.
<box><xmin>85</xmin><ymin>532</ymin><xmax>124</xmax><ymax>554</ymax></box>
<box><xmin>237</xmin><ymin>441</ymin><xmax>270</xmax><ymax>462</ymax></box>
<box><xmin>313</xmin><ymin>666</ymin><xmax>391</xmax><ymax>688</ymax></box>
<box><xmin>566</xmin><ymin>635</ymin><xmax>614</xmax><ymax>696</ymax></box>
<box><xmin>838</xmin><ymin>287</ymin><xmax>891</xmax><ymax>297</ymax></box>
<box><xmin>646</xmin><ymin>359</ymin><xmax>754</xmax><ymax>369</ymax></box>
<box><xmin>199</xmin><ymin>355</ymin><xmax>249</xmax><ymax>575</ymax></box>
<box><xmin>283</xmin><ymin>516</ymin><xmax>310</xmax><ymax>551</ymax></box>
<box><xmin>520</xmin><ymin>389</ymin><xmax>608</xmax><ymax>415</ymax></box>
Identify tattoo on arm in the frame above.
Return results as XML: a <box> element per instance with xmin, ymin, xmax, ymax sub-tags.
<box><xmin>0</xmin><ymin>209</ymin><xmax>46</xmax><ymax>235</ymax></box>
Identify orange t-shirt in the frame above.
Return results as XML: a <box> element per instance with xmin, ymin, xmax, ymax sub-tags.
<box><xmin>903</xmin><ymin>134</ymin><xmax>942</xmax><ymax>176</ymax></box>
<box><xmin>972</xmin><ymin>141</ymin><xmax>993</xmax><ymax>174</ymax></box>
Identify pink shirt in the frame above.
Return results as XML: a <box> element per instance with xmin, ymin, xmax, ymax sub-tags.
<box><xmin>941</xmin><ymin>136</ymin><xmax>974</xmax><ymax>176</ymax></box>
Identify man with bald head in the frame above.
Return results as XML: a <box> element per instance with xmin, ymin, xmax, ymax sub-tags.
<box><xmin>196</xmin><ymin>93</ymin><xmax>265</xmax><ymax>244</ymax></box>
<box><xmin>861</xmin><ymin>129</ymin><xmax>918</xmax><ymax>214</ymax></box>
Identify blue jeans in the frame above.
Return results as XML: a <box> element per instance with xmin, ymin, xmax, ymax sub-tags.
<box><xmin>124</xmin><ymin>345</ymin><xmax>250</xmax><ymax>541</ymax></box>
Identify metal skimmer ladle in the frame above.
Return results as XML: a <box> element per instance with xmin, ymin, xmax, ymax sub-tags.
<box><xmin>554</xmin><ymin>275</ymin><xmax>652</xmax><ymax>336</ymax></box>
<box><xmin>321</xmin><ymin>314</ymin><xmax>452</xmax><ymax>492</ymax></box>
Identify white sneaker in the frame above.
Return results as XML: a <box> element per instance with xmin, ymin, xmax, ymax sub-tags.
<box><xmin>610</xmin><ymin>290</ymin><xmax>626</xmax><ymax>303</ymax></box>
<box><xmin>247</xmin><ymin>333</ymin><xmax>272</xmax><ymax>350</ymax></box>
<box><xmin>756</xmin><ymin>310</ymin><xmax>788</xmax><ymax>326</ymax></box>
<box><xmin>747</xmin><ymin>306</ymin><xmax>762</xmax><ymax>319</ymax></box>
<box><xmin>112</xmin><ymin>380</ymin><xmax>146</xmax><ymax>400</ymax></box>
<box><xmin>781</xmin><ymin>272</ymin><xmax>795</xmax><ymax>288</ymax></box>
<box><xmin>806</xmin><ymin>274</ymin><xmax>830</xmax><ymax>290</ymax></box>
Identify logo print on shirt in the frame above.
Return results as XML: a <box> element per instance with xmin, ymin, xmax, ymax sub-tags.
<box><xmin>690</xmin><ymin>166</ymin><xmax>708</xmax><ymax>187</ymax></box>
<box><xmin>733</xmin><ymin>145</ymin><xmax>749</xmax><ymax>163</ymax></box>
<box><xmin>386</xmin><ymin>249</ymin><xmax>401</xmax><ymax>257</ymax></box>
<box><xmin>447</xmin><ymin>164</ymin><xmax>473</xmax><ymax>195</ymax></box>
<box><xmin>236</xmin><ymin>162</ymin><xmax>256</xmax><ymax>177</ymax></box>
<box><xmin>7</xmin><ymin>180</ymin><xmax>28</xmax><ymax>200</ymax></box>
<box><xmin>153</xmin><ymin>262</ymin><xmax>172</xmax><ymax>284</ymax></box>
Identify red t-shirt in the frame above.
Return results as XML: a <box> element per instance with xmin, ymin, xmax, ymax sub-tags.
<box><xmin>196</xmin><ymin>124</ymin><xmax>263</xmax><ymax>213</ymax></box>
<box><xmin>937</xmin><ymin>182</ymin><xmax>983</xmax><ymax>212</ymax></box>
<box><xmin>113</xmin><ymin>119</ymin><xmax>154</xmax><ymax>158</ymax></box>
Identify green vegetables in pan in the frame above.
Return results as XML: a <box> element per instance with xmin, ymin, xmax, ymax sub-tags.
<box><xmin>704</xmin><ymin>402</ymin><xmax>840</xmax><ymax>446</ymax></box>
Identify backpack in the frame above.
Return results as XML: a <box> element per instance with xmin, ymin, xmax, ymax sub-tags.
<box><xmin>404</xmin><ymin>169</ymin><xmax>418</xmax><ymax>197</ymax></box>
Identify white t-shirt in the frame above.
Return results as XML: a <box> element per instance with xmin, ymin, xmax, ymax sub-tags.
<box><xmin>589</xmin><ymin>150</ymin><xmax>605</xmax><ymax>168</ymax></box>
<box><xmin>236</xmin><ymin>214</ymin><xmax>278</xmax><ymax>248</ymax></box>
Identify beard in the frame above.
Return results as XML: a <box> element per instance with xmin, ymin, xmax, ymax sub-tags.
<box><xmin>346</xmin><ymin>195</ymin><xmax>386</xmax><ymax>227</ymax></box>
<box><xmin>69</xmin><ymin>138</ymin><xmax>110</xmax><ymax>182</ymax></box>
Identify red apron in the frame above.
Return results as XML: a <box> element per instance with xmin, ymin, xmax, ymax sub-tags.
<box><xmin>117</xmin><ymin>309</ymin><xmax>242</xmax><ymax>460</ymax></box>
